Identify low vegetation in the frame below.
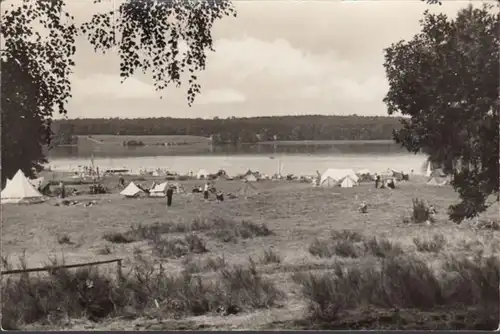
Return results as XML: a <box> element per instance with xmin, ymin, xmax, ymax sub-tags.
<box><xmin>292</xmin><ymin>252</ymin><xmax>499</xmax><ymax>329</ymax></box>
<box><xmin>309</xmin><ymin>230</ymin><xmax>404</xmax><ymax>259</ymax></box>
<box><xmin>103</xmin><ymin>217</ymin><xmax>274</xmax><ymax>245</ymax></box>
<box><xmin>260</xmin><ymin>248</ymin><xmax>282</xmax><ymax>264</ymax></box>
<box><xmin>413</xmin><ymin>234</ymin><xmax>446</xmax><ymax>253</ymax></box>
<box><xmin>1</xmin><ymin>255</ymin><xmax>283</xmax><ymax>330</ymax></box>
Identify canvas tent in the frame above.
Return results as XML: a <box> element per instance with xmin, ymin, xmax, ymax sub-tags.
<box><xmin>120</xmin><ymin>181</ymin><xmax>145</xmax><ymax>198</ymax></box>
<box><xmin>150</xmin><ymin>182</ymin><xmax>168</xmax><ymax>197</ymax></box>
<box><xmin>244</xmin><ymin>174</ymin><xmax>258</xmax><ymax>182</ymax></box>
<box><xmin>427</xmin><ymin>177</ymin><xmax>449</xmax><ymax>186</ymax></box>
<box><xmin>320</xmin><ymin>169</ymin><xmax>359</xmax><ymax>187</ymax></box>
<box><xmin>197</xmin><ymin>169</ymin><xmax>209</xmax><ymax>179</ymax></box>
<box><xmin>339</xmin><ymin>175</ymin><xmax>356</xmax><ymax>188</ymax></box>
<box><xmin>1</xmin><ymin>170</ymin><xmax>45</xmax><ymax>204</ymax></box>
<box><xmin>238</xmin><ymin>181</ymin><xmax>258</xmax><ymax>198</ymax></box>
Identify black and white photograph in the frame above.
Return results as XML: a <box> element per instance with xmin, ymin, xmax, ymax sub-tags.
<box><xmin>1</xmin><ymin>0</ymin><xmax>499</xmax><ymax>330</ymax></box>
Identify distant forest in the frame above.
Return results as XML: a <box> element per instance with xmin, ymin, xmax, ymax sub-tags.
<box><xmin>51</xmin><ymin>115</ymin><xmax>403</xmax><ymax>146</ymax></box>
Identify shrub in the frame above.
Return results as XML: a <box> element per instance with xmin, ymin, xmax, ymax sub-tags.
<box><xmin>183</xmin><ymin>255</ymin><xmax>228</xmax><ymax>274</ymax></box>
<box><xmin>151</xmin><ymin>234</ymin><xmax>208</xmax><ymax>258</ymax></box>
<box><xmin>330</xmin><ymin>230</ymin><xmax>364</xmax><ymax>242</ymax></box>
<box><xmin>293</xmin><ymin>252</ymin><xmax>500</xmax><ymax>329</ymax></box>
<box><xmin>308</xmin><ymin>238</ymin><xmax>335</xmax><ymax>258</ymax></box>
<box><xmin>2</xmin><ymin>255</ymin><xmax>283</xmax><ymax>329</ymax></box>
<box><xmin>260</xmin><ymin>248</ymin><xmax>282</xmax><ymax>264</ymax></box>
<box><xmin>57</xmin><ymin>234</ymin><xmax>73</xmax><ymax>245</ymax></box>
<box><xmin>413</xmin><ymin>234</ymin><xmax>446</xmax><ymax>253</ymax></box>
<box><xmin>411</xmin><ymin>198</ymin><xmax>432</xmax><ymax>224</ymax></box>
<box><xmin>103</xmin><ymin>232</ymin><xmax>135</xmax><ymax>244</ymax></box>
<box><xmin>363</xmin><ymin>237</ymin><xmax>404</xmax><ymax>258</ymax></box>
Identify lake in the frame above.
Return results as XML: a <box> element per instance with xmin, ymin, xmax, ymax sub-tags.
<box><xmin>46</xmin><ymin>141</ymin><xmax>428</xmax><ymax>176</ymax></box>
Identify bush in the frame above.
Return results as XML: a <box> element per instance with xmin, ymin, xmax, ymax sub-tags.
<box><xmin>363</xmin><ymin>237</ymin><xmax>404</xmax><ymax>258</ymax></box>
<box><xmin>2</xmin><ymin>255</ymin><xmax>283</xmax><ymax>329</ymax></box>
<box><xmin>330</xmin><ymin>230</ymin><xmax>364</xmax><ymax>242</ymax></box>
<box><xmin>183</xmin><ymin>256</ymin><xmax>228</xmax><ymax>274</ymax></box>
<box><xmin>260</xmin><ymin>248</ymin><xmax>282</xmax><ymax>264</ymax></box>
<box><xmin>103</xmin><ymin>232</ymin><xmax>135</xmax><ymax>244</ymax></box>
<box><xmin>413</xmin><ymin>234</ymin><xmax>446</xmax><ymax>253</ymax></box>
<box><xmin>411</xmin><ymin>198</ymin><xmax>433</xmax><ymax>224</ymax></box>
<box><xmin>309</xmin><ymin>232</ymin><xmax>365</xmax><ymax>259</ymax></box>
<box><xmin>151</xmin><ymin>234</ymin><xmax>208</xmax><ymax>258</ymax></box>
<box><xmin>293</xmin><ymin>252</ymin><xmax>500</xmax><ymax>329</ymax></box>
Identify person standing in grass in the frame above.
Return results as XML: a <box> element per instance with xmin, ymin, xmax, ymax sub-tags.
<box><xmin>203</xmin><ymin>182</ymin><xmax>210</xmax><ymax>201</ymax></box>
<box><xmin>166</xmin><ymin>185</ymin><xmax>174</xmax><ymax>207</ymax></box>
<box><xmin>59</xmin><ymin>181</ymin><xmax>66</xmax><ymax>199</ymax></box>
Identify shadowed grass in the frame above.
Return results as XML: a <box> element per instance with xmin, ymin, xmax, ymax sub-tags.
<box><xmin>183</xmin><ymin>255</ymin><xmax>228</xmax><ymax>274</ymax></box>
<box><xmin>363</xmin><ymin>237</ymin><xmax>405</xmax><ymax>258</ymax></box>
<box><xmin>413</xmin><ymin>234</ymin><xmax>446</xmax><ymax>253</ymax></box>
<box><xmin>292</xmin><ymin>252</ymin><xmax>500</xmax><ymax>330</ymax></box>
<box><xmin>151</xmin><ymin>234</ymin><xmax>208</xmax><ymax>258</ymax></box>
<box><xmin>1</xmin><ymin>254</ymin><xmax>283</xmax><ymax>329</ymax></box>
<box><xmin>260</xmin><ymin>248</ymin><xmax>282</xmax><ymax>264</ymax></box>
<box><xmin>103</xmin><ymin>217</ymin><xmax>274</xmax><ymax>245</ymax></box>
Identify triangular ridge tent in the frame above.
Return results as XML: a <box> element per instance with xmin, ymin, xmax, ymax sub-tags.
<box><xmin>320</xmin><ymin>176</ymin><xmax>339</xmax><ymax>188</ymax></box>
<box><xmin>339</xmin><ymin>175</ymin><xmax>356</xmax><ymax>188</ymax></box>
<box><xmin>1</xmin><ymin>170</ymin><xmax>45</xmax><ymax>204</ymax></box>
<box><xmin>150</xmin><ymin>182</ymin><xmax>168</xmax><ymax>197</ymax></box>
<box><xmin>197</xmin><ymin>169</ymin><xmax>209</xmax><ymax>179</ymax></box>
<box><xmin>427</xmin><ymin>177</ymin><xmax>448</xmax><ymax>186</ymax></box>
<box><xmin>120</xmin><ymin>181</ymin><xmax>145</xmax><ymax>198</ymax></box>
<box><xmin>244</xmin><ymin>174</ymin><xmax>258</xmax><ymax>182</ymax></box>
<box><xmin>320</xmin><ymin>169</ymin><xmax>359</xmax><ymax>185</ymax></box>
<box><xmin>238</xmin><ymin>181</ymin><xmax>258</xmax><ymax>197</ymax></box>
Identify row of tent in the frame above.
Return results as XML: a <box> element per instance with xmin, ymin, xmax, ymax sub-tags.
<box><xmin>119</xmin><ymin>180</ymin><xmax>259</xmax><ymax>198</ymax></box>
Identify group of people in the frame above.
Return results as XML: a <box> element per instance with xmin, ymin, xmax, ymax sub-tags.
<box><xmin>202</xmin><ymin>182</ymin><xmax>224</xmax><ymax>202</ymax></box>
<box><xmin>374</xmin><ymin>175</ymin><xmax>395</xmax><ymax>189</ymax></box>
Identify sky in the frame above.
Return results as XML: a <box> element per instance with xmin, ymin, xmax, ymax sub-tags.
<box><xmin>44</xmin><ymin>1</ymin><xmax>488</xmax><ymax>119</ymax></box>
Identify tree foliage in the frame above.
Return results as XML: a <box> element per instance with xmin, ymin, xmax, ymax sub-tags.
<box><xmin>1</xmin><ymin>0</ymin><xmax>235</xmax><ymax>183</ymax></box>
<box><xmin>383</xmin><ymin>4</ymin><xmax>499</xmax><ymax>222</ymax></box>
<box><xmin>53</xmin><ymin>115</ymin><xmax>403</xmax><ymax>144</ymax></box>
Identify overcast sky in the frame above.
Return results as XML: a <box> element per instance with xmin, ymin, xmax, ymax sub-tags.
<box><xmin>59</xmin><ymin>0</ymin><xmax>484</xmax><ymax>119</ymax></box>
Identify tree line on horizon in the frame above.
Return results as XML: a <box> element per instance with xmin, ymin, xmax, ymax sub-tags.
<box><xmin>51</xmin><ymin>115</ymin><xmax>403</xmax><ymax>145</ymax></box>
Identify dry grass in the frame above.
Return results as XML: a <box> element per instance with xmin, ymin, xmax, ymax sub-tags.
<box><xmin>1</xmin><ymin>255</ymin><xmax>283</xmax><ymax>330</ymax></box>
<box><xmin>2</xmin><ymin>178</ymin><xmax>499</xmax><ymax>330</ymax></box>
<box><xmin>292</xmin><ymin>252</ymin><xmax>499</xmax><ymax>329</ymax></box>
<box><xmin>413</xmin><ymin>234</ymin><xmax>446</xmax><ymax>253</ymax></box>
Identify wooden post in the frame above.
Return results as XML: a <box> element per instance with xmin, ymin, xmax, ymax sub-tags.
<box><xmin>116</xmin><ymin>259</ymin><xmax>123</xmax><ymax>282</ymax></box>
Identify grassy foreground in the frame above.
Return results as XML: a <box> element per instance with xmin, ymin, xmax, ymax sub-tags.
<box><xmin>1</xmin><ymin>178</ymin><xmax>499</xmax><ymax>330</ymax></box>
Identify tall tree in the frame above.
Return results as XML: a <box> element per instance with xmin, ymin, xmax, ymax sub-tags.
<box><xmin>0</xmin><ymin>0</ymin><xmax>235</xmax><ymax>182</ymax></box>
<box><xmin>383</xmin><ymin>3</ymin><xmax>499</xmax><ymax>222</ymax></box>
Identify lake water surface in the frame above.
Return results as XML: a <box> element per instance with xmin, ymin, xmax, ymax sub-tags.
<box><xmin>46</xmin><ymin>142</ymin><xmax>428</xmax><ymax>176</ymax></box>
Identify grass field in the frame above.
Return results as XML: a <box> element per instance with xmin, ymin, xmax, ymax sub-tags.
<box><xmin>2</xmin><ymin>177</ymin><xmax>499</xmax><ymax>330</ymax></box>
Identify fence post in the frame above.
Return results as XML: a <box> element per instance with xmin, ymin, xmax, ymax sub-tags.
<box><xmin>116</xmin><ymin>259</ymin><xmax>123</xmax><ymax>282</ymax></box>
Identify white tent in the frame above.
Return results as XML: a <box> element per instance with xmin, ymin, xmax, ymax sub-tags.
<box><xmin>427</xmin><ymin>177</ymin><xmax>448</xmax><ymax>186</ymax></box>
<box><xmin>120</xmin><ymin>181</ymin><xmax>144</xmax><ymax>198</ymax></box>
<box><xmin>197</xmin><ymin>169</ymin><xmax>209</xmax><ymax>179</ymax></box>
<box><xmin>339</xmin><ymin>175</ymin><xmax>356</xmax><ymax>188</ymax></box>
<box><xmin>320</xmin><ymin>177</ymin><xmax>339</xmax><ymax>187</ymax></box>
<box><xmin>244</xmin><ymin>174</ymin><xmax>258</xmax><ymax>182</ymax></box>
<box><xmin>238</xmin><ymin>181</ymin><xmax>258</xmax><ymax>197</ymax></box>
<box><xmin>320</xmin><ymin>169</ymin><xmax>359</xmax><ymax>185</ymax></box>
<box><xmin>150</xmin><ymin>182</ymin><xmax>168</xmax><ymax>197</ymax></box>
<box><xmin>1</xmin><ymin>170</ymin><xmax>45</xmax><ymax>204</ymax></box>
<box><xmin>425</xmin><ymin>162</ymin><xmax>432</xmax><ymax>177</ymax></box>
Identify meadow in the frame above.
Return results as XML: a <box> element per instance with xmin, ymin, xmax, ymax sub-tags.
<box><xmin>1</xmin><ymin>177</ymin><xmax>499</xmax><ymax>330</ymax></box>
